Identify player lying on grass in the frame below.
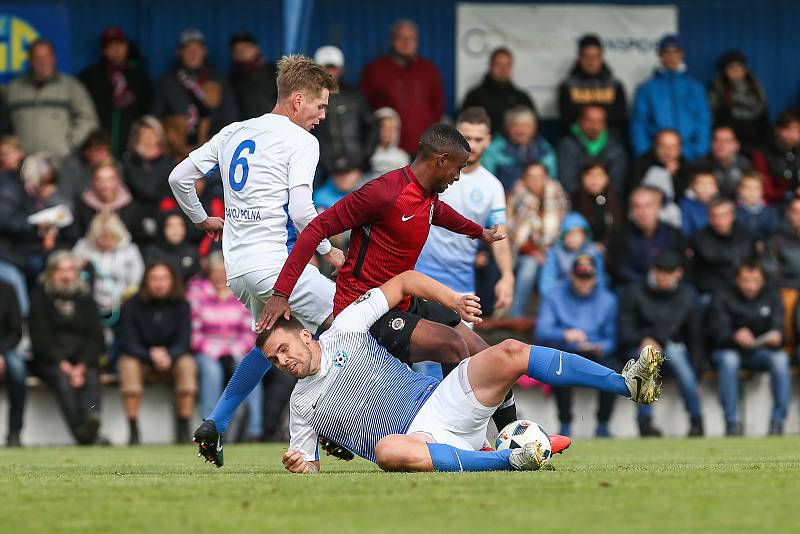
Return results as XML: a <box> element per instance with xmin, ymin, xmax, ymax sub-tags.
<box><xmin>260</xmin><ymin>270</ymin><xmax>664</xmax><ymax>473</ymax></box>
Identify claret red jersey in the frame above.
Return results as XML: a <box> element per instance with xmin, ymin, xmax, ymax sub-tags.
<box><xmin>273</xmin><ymin>165</ymin><xmax>483</xmax><ymax>314</ymax></box>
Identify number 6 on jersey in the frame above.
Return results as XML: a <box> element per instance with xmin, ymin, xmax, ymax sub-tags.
<box><xmin>229</xmin><ymin>139</ymin><xmax>256</xmax><ymax>191</ymax></box>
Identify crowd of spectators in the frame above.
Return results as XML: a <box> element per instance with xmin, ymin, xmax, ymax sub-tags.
<box><xmin>2</xmin><ymin>21</ymin><xmax>800</xmax><ymax>447</ymax></box>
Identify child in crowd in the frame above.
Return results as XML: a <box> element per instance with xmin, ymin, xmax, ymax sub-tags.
<box><xmin>313</xmin><ymin>164</ymin><xmax>365</xmax><ymax>212</ymax></box>
<box><xmin>678</xmin><ymin>167</ymin><xmax>719</xmax><ymax>236</ymax></box>
<box><xmin>368</xmin><ymin>107</ymin><xmax>410</xmax><ymax>177</ymax></box>
<box><xmin>538</xmin><ymin>212</ymin><xmax>606</xmax><ymax>294</ymax></box>
<box><xmin>145</xmin><ymin>212</ymin><xmax>200</xmax><ymax>281</ymax></box>
<box><xmin>0</xmin><ymin>135</ymin><xmax>24</xmax><ymax>173</ymax></box>
<box><xmin>735</xmin><ymin>170</ymin><xmax>779</xmax><ymax>241</ymax></box>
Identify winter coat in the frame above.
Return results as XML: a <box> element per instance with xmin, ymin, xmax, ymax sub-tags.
<box><xmin>535</xmin><ymin>280</ymin><xmax>618</xmax><ymax>356</ymax></box>
<box><xmin>6</xmin><ymin>72</ymin><xmax>99</xmax><ymax>163</ymax></box>
<box><xmin>556</xmin><ymin>127</ymin><xmax>628</xmax><ymax>193</ymax></box>
<box><xmin>752</xmin><ymin>137</ymin><xmax>800</xmax><ymax>205</ymax></box>
<box><xmin>72</xmin><ymin>235</ymin><xmax>144</xmax><ymax>313</ymax></box>
<box><xmin>145</xmin><ymin>240</ymin><xmax>199</xmax><ymax>282</ymax></box>
<box><xmin>570</xmin><ymin>186</ymin><xmax>622</xmax><ymax>249</ymax></box>
<box><xmin>118</xmin><ymin>294</ymin><xmax>191</xmax><ymax>360</ymax></box>
<box><xmin>618</xmin><ymin>278</ymin><xmax>704</xmax><ymax>369</ymax></box>
<box><xmin>678</xmin><ymin>194</ymin><xmax>709</xmax><ymax>237</ymax></box>
<box><xmin>558</xmin><ymin>62</ymin><xmax>628</xmax><ymax>134</ymax></box>
<box><xmin>313</xmin><ymin>80</ymin><xmax>378</xmax><ymax>175</ymax></box>
<box><xmin>359</xmin><ymin>54</ymin><xmax>444</xmax><ymax>155</ymax></box>
<box><xmin>689</xmin><ymin>224</ymin><xmax>755</xmax><ymax>294</ymax></box>
<box><xmin>736</xmin><ymin>203</ymin><xmax>779</xmax><ymax>241</ymax></box>
<box><xmin>79</xmin><ymin>57</ymin><xmax>151</xmax><ymax>156</ymax></box>
<box><xmin>708</xmin><ymin>73</ymin><xmax>770</xmax><ymax>151</ymax></box>
<box><xmin>709</xmin><ymin>284</ymin><xmax>784</xmax><ymax>350</ymax></box>
<box><xmin>631</xmin><ymin>67</ymin><xmax>711</xmax><ymax>161</ymax></box>
<box><xmin>29</xmin><ymin>284</ymin><xmax>104</xmax><ymax>367</ymax></box>
<box><xmin>608</xmin><ymin>222</ymin><xmax>687</xmax><ymax>287</ymax></box>
<box><xmin>229</xmin><ymin>56</ymin><xmax>278</xmax><ymax>120</ymax></box>
<box><xmin>482</xmin><ymin>134</ymin><xmax>557</xmax><ymax>192</ymax></box>
<box><xmin>461</xmin><ymin>74</ymin><xmax>537</xmax><ymax>135</ymax></box>
<box><xmin>538</xmin><ymin>213</ymin><xmax>606</xmax><ymax>294</ymax></box>
<box><xmin>0</xmin><ymin>171</ymin><xmax>37</xmax><ymax>268</ymax></box>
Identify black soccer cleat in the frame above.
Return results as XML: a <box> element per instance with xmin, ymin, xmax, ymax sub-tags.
<box><xmin>193</xmin><ymin>419</ymin><xmax>224</xmax><ymax>468</ymax></box>
<box><xmin>319</xmin><ymin>436</ymin><xmax>354</xmax><ymax>461</ymax></box>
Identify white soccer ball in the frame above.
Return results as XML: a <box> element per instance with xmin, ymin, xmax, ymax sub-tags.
<box><xmin>495</xmin><ymin>419</ymin><xmax>552</xmax><ymax>462</ymax></box>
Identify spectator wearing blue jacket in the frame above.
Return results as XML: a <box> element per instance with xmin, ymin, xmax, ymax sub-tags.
<box><xmin>735</xmin><ymin>171</ymin><xmax>779</xmax><ymax>241</ymax></box>
<box><xmin>678</xmin><ymin>167</ymin><xmax>719</xmax><ymax>236</ymax></box>
<box><xmin>535</xmin><ymin>254</ymin><xmax>619</xmax><ymax>437</ymax></box>
<box><xmin>631</xmin><ymin>35</ymin><xmax>710</xmax><ymax>161</ymax></box>
<box><xmin>538</xmin><ymin>212</ymin><xmax>606</xmax><ymax>295</ymax></box>
<box><xmin>482</xmin><ymin>106</ymin><xmax>557</xmax><ymax>191</ymax></box>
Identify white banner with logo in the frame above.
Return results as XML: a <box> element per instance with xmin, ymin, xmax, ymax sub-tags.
<box><xmin>456</xmin><ymin>3</ymin><xmax>678</xmax><ymax>119</ymax></box>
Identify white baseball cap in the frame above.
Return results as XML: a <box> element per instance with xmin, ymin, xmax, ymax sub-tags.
<box><xmin>314</xmin><ymin>45</ymin><xmax>344</xmax><ymax>68</ymax></box>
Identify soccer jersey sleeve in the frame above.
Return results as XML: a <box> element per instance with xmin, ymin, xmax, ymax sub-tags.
<box><xmin>329</xmin><ymin>288</ymin><xmax>390</xmax><ymax>334</ymax></box>
<box><xmin>189</xmin><ymin>131</ymin><xmax>222</xmax><ymax>175</ymax></box>
<box><xmin>487</xmin><ymin>180</ymin><xmax>507</xmax><ymax>227</ymax></box>
<box><xmin>288</xmin><ymin>400</ymin><xmax>320</xmax><ymax>462</ymax></box>
<box><xmin>288</xmin><ymin>136</ymin><xmax>320</xmax><ymax>190</ymax></box>
<box><xmin>432</xmin><ymin>199</ymin><xmax>484</xmax><ymax>237</ymax></box>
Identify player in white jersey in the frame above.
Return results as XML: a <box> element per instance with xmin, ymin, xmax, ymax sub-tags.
<box><xmin>416</xmin><ymin>107</ymin><xmax>514</xmax><ymax>308</ymax></box>
<box><xmin>259</xmin><ymin>270</ymin><xmax>663</xmax><ymax>474</ymax></box>
<box><xmin>168</xmin><ymin>56</ymin><xmax>342</xmax><ymax>464</ymax></box>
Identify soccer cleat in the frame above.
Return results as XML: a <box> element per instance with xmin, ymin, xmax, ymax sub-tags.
<box><xmin>319</xmin><ymin>437</ymin><xmax>354</xmax><ymax>461</ymax></box>
<box><xmin>193</xmin><ymin>419</ymin><xmax>224</xmax><ymax>468</ymax></box>
<box><xmin>509</xmin><ymin>441</ymin><xmax>546</xmax><ymax>471</ymax></box>
<box><xmin>548</xmin><ymin>434</ymin><xmax>571</xmax><ymax>455</ymax></box>
<box><xmin>622</xmin><ymin>344</ymin><xmax>664</xmax><ymax>404</ymax></box>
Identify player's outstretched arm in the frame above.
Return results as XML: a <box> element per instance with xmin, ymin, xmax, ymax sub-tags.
<box><xmin>380</xmin><ymin>271</ymin><xmax>482</xmax><ymax>324</ymax></box>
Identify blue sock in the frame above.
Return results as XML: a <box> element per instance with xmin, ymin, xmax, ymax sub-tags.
<box><xmin>427</xmin><ymin>443</ymin><xmax>513</xmax><ymax>472</ymax></box>
<box><xmin>207</xmin><ymin>347</ymin><xmax>271</xmax><ymax>433</ymax></box>
<box><xmin>527</xmin><ymin>345</ymin><xmax>629</xmax><ymax>397</ymax></box>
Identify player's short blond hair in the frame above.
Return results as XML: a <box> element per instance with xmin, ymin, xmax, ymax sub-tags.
<box><xmin>276</xmin><ymin>54</ymin><xmax>338</xmax><ymax>101</ymax></box>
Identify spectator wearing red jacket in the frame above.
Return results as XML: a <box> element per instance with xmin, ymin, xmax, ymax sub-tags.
<box><xmin>359</xmin><ymin>19</ymin><xmax>444</xmax><ymax>156</ymax></box>
<box><xmin>752</xmin><ymin>110</ymin><xmax>800</xmax><ymax>205</ymax></box>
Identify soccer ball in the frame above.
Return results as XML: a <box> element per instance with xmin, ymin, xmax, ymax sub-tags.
<box><xmin>495</xmin><ymin>419</ymin><xmax>552</xmax><ymax>462</ymax></box>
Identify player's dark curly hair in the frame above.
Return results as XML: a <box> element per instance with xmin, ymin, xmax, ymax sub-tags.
<box><xmin>255</xmin><ymin>315</ymin><xmax>305</xmax><ymax>350</ymax></box>
<box><xmin>417</xmin><ymin>123</ymin><xmax>471</xmax><ymax>159</ymax></box>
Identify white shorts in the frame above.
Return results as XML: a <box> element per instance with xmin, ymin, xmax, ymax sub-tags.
<box><xmin>228</xmin><ymin>265</ymin><xmax>335</xmax><ymax>334</ymax></box>
<box><xmin>406</xmin><ymin>358</ymin><xmax>498</xmax><ymax>451</ymax></box>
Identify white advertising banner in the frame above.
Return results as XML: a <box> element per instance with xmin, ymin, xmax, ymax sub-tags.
<box><xmin>456</xmin><ymin>3</ymin><xmax>678</xmax><ymax>119</ymax></box>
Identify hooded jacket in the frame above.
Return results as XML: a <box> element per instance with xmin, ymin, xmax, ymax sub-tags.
<box><xmin>535</xmin><ymin>280</ymin><xmax>618</xmax><ymax>356</ymax></box>
<box><xmin>538</xmin><ymin>212</ymin><xmax>606</xmax><ymax>294</ymax></box>
<box><xmin>556</xmin><ymin>126</ymin><xmax>628</xmax><ymax>193</ymax></box>
<box><xmin>462</xmin><ymin>74</ymin><xmax>537</xmax><ymax>136</ymax></box>
<box><xmin>482</xmin><ymin>133</ymin><xmax>557</xmax><ymax>192</ymax></box>
<box><xmin>558</xmin><ymin>62</ymin><xmax>628</xmax><ymax>133</ymax></box>
<box><xmin>631</xmin><ymin>67</ymin><xmax>711</xmax><ymax>161</ymax></box>
<box><xmin>72</xmin><ymin>233</ymin><xmax>145</xmax><ymax>313</ymax></box>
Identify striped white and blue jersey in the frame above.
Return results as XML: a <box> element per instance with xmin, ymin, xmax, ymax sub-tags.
<box><xmin>415</xmin><ymin>165</ymin><xmax>506</xmax><ymax>293</ymax></box>
<box><xmin>187</xmin><ymin>114</ymin><xmax>323</xmax><ymax>279</ymax></box>
<box><xmin>288</xmin><ymin>288</ymin><xmax>439</xmax><ymax>463</ymax></box>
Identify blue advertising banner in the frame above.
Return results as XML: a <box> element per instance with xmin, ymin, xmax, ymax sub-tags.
<box><xmin>0</xmin><ymin>4</ymin><xmax>70</xmax><ymax>83</ymax></box>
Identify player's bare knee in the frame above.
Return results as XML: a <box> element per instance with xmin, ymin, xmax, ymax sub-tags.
<box><xmin>495</xmin><ymin>339</ymin><xmax>530</xmax><ymax>367</ymax></box>
<box><xmin>375</xmin><ymin>436</ymin><xmax>410</xmax><ymax>472</ymax></box>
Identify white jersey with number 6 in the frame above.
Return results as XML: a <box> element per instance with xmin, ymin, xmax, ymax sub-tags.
<box><xmin>189</xmin><ymin>114</ymin><xmax>320</xmax><ymax>279</ymax></box>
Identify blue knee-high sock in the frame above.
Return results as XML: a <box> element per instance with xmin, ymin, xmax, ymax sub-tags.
<box><xmin>207</xmin><ymin>347</ymin><xmax>271</xmax><ymax>433</ymax></box>
<box><xmin>427</xmin><ymin>443</ymin><xmax>514</xmax><ymax>472</ymax></box>
<box><xmin>527</xmin><ymin>345</ymin><xmax>629</xmax><ymax>397</ymax></box>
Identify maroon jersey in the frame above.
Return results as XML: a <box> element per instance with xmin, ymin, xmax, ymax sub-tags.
<box><xmin>273</xmin><ymin>166</ymin><xmax>483</xmax><ymax>314</ymax></box>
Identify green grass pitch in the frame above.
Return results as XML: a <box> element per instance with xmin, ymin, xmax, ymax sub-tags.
<box><xmin>2</xmin><ymin>437</ymin><xmax>800</xmax><ymax>533</ymax></box>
